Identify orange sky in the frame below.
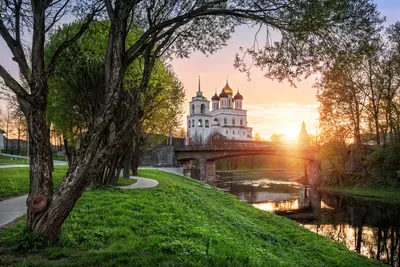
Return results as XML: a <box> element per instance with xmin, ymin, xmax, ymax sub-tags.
<box><xmin>171</xmin><ymin>25</ymin><xmax>319</xmax><ymax>141</ymax></box>
<box><xmin>171</xmin><ymin>1</ymin><xmax>400</xmax><ymax>140</ymax></box>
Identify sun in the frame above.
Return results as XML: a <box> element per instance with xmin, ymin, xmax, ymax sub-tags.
<box><xmin>282</xmin><ymin>127</ymin><xmax>298</xmax><ymax>142</ymax></box>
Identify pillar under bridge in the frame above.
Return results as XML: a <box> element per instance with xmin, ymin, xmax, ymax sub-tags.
<box><xmin>306</xmin><ymin>160</ymin><xmax>322</xmax><ymax>185</ymax></box>
<box><xmin>199</xmin><ymin>159</ymin><xmax>216</xmax><ymax>183</ymax></box>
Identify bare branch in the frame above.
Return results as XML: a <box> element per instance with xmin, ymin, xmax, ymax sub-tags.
<box><xmin>0</xmin><ymin>18</ymin><xmax>30</xmax><ymax>81</ymax></box>
<box><xmin>46</xmin><ymin>3</ymin><xmax>104</xmax><ymax>76</ymax></box>
<box><xmin>0</xmin><ymin>64</ymin><xmax>30</xmax><ymax>102</ymax></box>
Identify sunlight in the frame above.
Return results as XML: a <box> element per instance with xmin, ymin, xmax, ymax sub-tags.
<box><xmin>282</xmin><ymin>127</ymin><xmax>298</xmax><ymax>142</ymax></box>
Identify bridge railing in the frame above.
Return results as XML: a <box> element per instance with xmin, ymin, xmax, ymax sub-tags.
<box><xmin>174</xmin><ymin>140</ymin><xmax>315</xmax><ymax>151</ymax></box>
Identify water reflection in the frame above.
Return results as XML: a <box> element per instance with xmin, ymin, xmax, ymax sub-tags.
<box><xmin>217</xmin><ymin>179</ymin><xmax>400</xmax><ymax>266</ymax></box>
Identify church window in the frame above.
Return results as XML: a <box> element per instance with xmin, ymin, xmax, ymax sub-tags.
<box><xmin>224</xmin><ymin>117</ymin><xmax>227</xmax><ymax>124</ymax></box>
<box><xmin>226</xmin><ymin>130</ymin><xmax>228</xmax><ymax>134</ymax></box>
<box><xmin>213</xmin><ymin>118</ymin><xmax>219</xmax><ymax>125</ymax></box>
<box><xmin>188</xmin><ymin>120</ymin><xmax>190</xmax><ymax>128</ymax></box>
<box><xmin>192</xmin><ymin>120</ymin><xmax>194</xmax><ymax>127</ymax></box>
<box><xmin>229</xmin><ymin>99</ymin><xmax>231</xmax><ymax>106</ymax></box>
<box><xmin>201</xmin><ymin>104</ymin><xmax>205</xmax><ymax>114</ymax></box>
<box><xmin>240</xmin><ymin>119</ymin><xmax>243</xmax><ymax>125</ymax></box>
<box><xmin>192</xmin><ymin>104</ymin><xmax>195</xmax><ymax>114</ymax></box>
<box><xmin>232</xmin><ymin>118</ymin><xmax>235</xmax><ymax>125</ymax></box>
<box><xmin>233</xmin><ymin>131</ymin><xmax>235</xmax><ymax>135</ymax></box>
<box><xmin>198</xmin><ymin>119</ymin><xmax>203</xmax><ymax>127</ymax></box>
<box><xmin>205</xmin><ymin>120</ymin><xmax>209</xmax><ymax>128</ymax></box>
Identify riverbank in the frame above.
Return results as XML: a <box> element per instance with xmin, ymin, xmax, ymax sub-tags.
<box><xmin>321</xmin><ymin>185</ymin><xmax>400</xmax><ymax>202</ymax></box>
<box><xmin>0</xmin><ymin>170</ymin><xmax>383</xmax><ymax>266</ymax></box>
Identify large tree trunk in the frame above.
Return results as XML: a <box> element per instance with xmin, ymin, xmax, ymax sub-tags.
<box><xmin>63</xmin><ymin>138</ymin><xmax>73</xmax><ymax>167</ymax></box>
<box><xmin>26</xmin><ymin>108</ymin><xmax>54</xmax><ymax>235</ymax></box>
<box><xmin>130</xmin><ymin>135</ymin><xmax>142</xmax><ymax>176</ymax></box>
<box><xmin>123</xmin><ymin>151</ymin><xmax>131</xmax><ymax>178</ymax></box>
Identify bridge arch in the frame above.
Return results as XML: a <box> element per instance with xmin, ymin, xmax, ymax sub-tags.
<box><xmin>175</xmin><ymin>146</ymin><xmax>320</xmax><ymax>185</ymax></box>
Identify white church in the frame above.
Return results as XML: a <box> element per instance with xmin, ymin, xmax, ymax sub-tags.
<box><xmin>187</xmin><ymin>78</ymin><xmax>252</xmax><ymax>142</ymax></box>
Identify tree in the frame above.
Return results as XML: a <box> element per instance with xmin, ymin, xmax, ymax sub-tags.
<box><xmin>316</xmin><ymin>53</ymin><xmax>367</xmax><ymax>145</ymax></box>
<box><xmin>45</xmin><ymin>22</ymin><xmax>185</xmax><ymax>180</ymax></box>
<box><xmin>253</xmin><ymin>133</ymin><xmax>261</xmax><ymax>141</ymax></box>
<box><xmin>270</xmin><ymin>133</ymin><xmax>285</xmax><ymax>142</ymax></box>
<box><xmin>0</xmin><ymin>0</ymin><xmax>383</xmax><ymax>242</ymax></box>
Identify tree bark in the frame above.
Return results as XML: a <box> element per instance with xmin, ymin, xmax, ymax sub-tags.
<box><xmin>26</xmin><ymin>107</ymin><xmax>54</xmax><ymax>235</ymax></box>
<box><xmin>64</xmin><ymin>138</ymin><xmax>73</xmax><ymax>167</ymax></box>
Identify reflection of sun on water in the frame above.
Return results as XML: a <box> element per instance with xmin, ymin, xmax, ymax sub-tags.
<box><xmin>321</xmin><ymin>201</ymin><xmax>334</xmax><ymax>209</ymax></box>
<box><xmin>253</xmin><ymin>200</ymin><xmax>299</xmax><ymax>212</ymax></box>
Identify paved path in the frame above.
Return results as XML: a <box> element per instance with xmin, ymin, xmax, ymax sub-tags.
<box><xmin>0</xmin><ymin>172</ymin><xmax>158</xmax><ymax>228</ymax></box>
<box><xmin>0</xmin><ymin>164</ymin><xmax>30</xmax><ymax>169</ymax></box>
<box><xmin>0</xmin><ymin>195</ymin><xmax>28</xmax><ymax>228</ymax></box>
<box><xmin>117</xmin><ymin>176</ymin><xmax>158</xmax><ymax>189</ymax></box>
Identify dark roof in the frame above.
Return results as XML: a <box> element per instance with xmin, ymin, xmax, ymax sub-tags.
<box><xmin>219</xmin><ymin>90</ymin><xmax>228</xmax><ymax>98</ymax></box>
<box><xmin>234</xmin><ymin>91</ymin><xmax>243</xmax><ymax>100</ymax></box>
<box><xmin>211</xmin><ymin>93</ymin><xmax>220</xmax><ymax>101</ymax></box>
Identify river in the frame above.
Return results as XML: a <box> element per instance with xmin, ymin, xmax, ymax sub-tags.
<box><xmin>216</xmin><ymin>173</ymin><xmax>400</xmax><ymax>266</ymax></box>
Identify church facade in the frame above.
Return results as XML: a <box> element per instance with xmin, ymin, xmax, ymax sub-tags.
<box><xmin>187</xmin><ymin>79</ymin><xmax>252</xmax><ymax>142</ymax></box>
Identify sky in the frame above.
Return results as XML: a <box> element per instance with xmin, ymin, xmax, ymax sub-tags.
<box><xmin>0</xmin><ymin>0</ymin><xmax>399</xmax><ymax>140</ymax></box>
<box><xmin>172</xmin><ymin>0</ymin><xmax>400</xmax><ymax>140</ymax></box>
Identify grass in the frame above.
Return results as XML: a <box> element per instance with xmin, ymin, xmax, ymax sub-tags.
<box><xmin>52</xmin><ymin>154</ymin><xmax>68</xmax><ymax>161</ymax></box>
<box><xmin>0</xmin><ymin>166</ymin><xmax>135</xmax><ymax>198</ymax></box>
<box><xmin>0</xmin><ymin>169</ymin><xmax>383</xmax><ymax>266</ymax></box>
<box><xmin>0</xmin><ymin>155</ymin><xmax>28</xmax><ymax>165</ymax></box>
<box><xmin>117</xmin><ymin>177</ymin><xmax>137</xmax><ymax>186</ymax></box>
<box><xmin>322</xmin><ymin>185</ymin><xmax>400</xmax><ymax>201</ymax></box>
<box><xmin>0</xmin><ymin>166</ymin><xmax>68</xmax><ymax>197</ymax></box>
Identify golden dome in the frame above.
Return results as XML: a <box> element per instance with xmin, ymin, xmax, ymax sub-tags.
<box><xmin>221</xmin><ymin>81</ymin><xmax>233</xmax><ymax>95</ymax></box>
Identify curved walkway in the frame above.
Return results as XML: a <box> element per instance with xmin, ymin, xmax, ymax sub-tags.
<box><xmin>0</xmin><ymin>174</ymin><xmax>158</xmax><ymax>228</ymax></box>
<box><xmin>117</xmin><ymin>176</ymin><xmax>158</xmax><ymax>189</ymax></box>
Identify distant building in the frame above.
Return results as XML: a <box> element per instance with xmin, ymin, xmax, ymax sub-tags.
<box><xmin>187</xmin><ymin>78</ymin><xmax>252</xmax><ymax>142</ymax></box>
<box><xmin>297</xmin><ymin>121</ymin><xmax>310</xmax><ymax>147</ymax></box>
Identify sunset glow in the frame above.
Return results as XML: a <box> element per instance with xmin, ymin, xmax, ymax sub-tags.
<box><xmin>171</xmin><ymin>25</ymin><xmax>319</xmax><ymax>139</ymax></box>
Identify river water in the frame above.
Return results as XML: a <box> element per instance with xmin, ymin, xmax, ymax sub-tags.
<box><xmin>216</xmin><ymin>176</ymin><xmax>400</xmax><ymax>266</ymax></box>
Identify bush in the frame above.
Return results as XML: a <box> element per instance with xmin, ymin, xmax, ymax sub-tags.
<box><xmin>366</xmin><ymin>144</ymin><xmax>400</xmax><ymax>187</ymax></box>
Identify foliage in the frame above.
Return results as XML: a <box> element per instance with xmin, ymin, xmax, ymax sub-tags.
<box><xmin>0</xmin><ymin>170</ymin><xmax>383</xmax><ymax>266</ymax></box>
<box><xmin>270</xmin><ymin>133</ymin><xmax>285</xmax><ymax>142</ymax></box>
<box><xmin>0</xmin><ymin>223</ymin><xmax>49</xmax><ymax>253</ymax></box>
<box><xmin>46</xmin><ymin>22</ymin><xmax>184</xmax><ymax>143</ymax></box>
<box><xmin>319</xmin><ymin>141</ymin><xmax>348</xmax><ymax>186</ymax></box>
<box><xmin>366</xmin><ymin>144</ymin><xmax>400</xmax><ymax>187</ymax></box>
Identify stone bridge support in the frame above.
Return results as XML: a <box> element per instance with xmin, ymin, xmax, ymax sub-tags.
<box><xmin>180</xmin><ymin>160</ymin><xmax>192</xmax><ymax>178</ymax></box>
<box><xmin>199</xmin><ymin>159</ymin><xmax>216</xmax><ymax>183</ymax></box>
<box><xmin>306</xmin><ymin>160</ymin><xmax>322</xmax><ymax>185</ymax></box>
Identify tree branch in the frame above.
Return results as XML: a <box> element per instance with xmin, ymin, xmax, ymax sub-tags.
<box><xmin>0</xmin><ymin>18</ymin><xmax>30</xmax><ymax>81</ymax></box>
<box><xmin>0</xmin><ymin>64</ymin><xmax>31</xmax><ymax>102</ymax></box>
<box><xmin>46</xmin><ymin>3</ymin><xmax>103</xmax><ymax>76</ymax></box>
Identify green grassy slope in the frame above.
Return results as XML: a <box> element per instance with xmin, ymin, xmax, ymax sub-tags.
<box><xmin>0</xmin><ymin>170</ymin><xmax>383</xmax><ymax>266</ymax></box>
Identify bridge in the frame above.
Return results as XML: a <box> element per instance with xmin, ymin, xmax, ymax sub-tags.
<box><xmin>173</xmin><ymin>140</ymin><xmax>321</xmax><ymax>185</ymax></box>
